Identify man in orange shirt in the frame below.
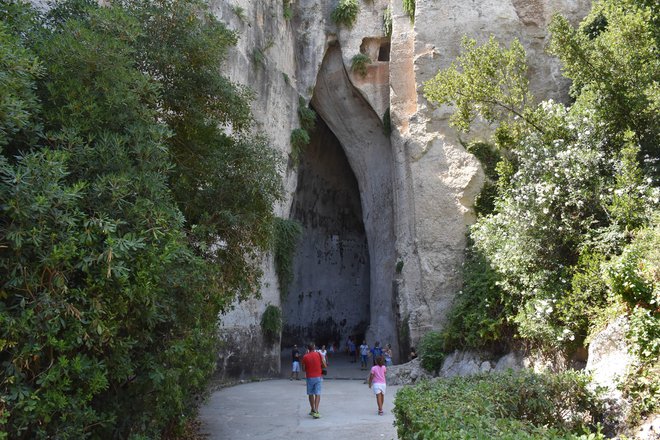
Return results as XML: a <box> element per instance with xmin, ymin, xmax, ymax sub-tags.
<box><xmin>301</xmin><ymin>342</ymin><xmax>326</xmax><ymax>418</ymax></box>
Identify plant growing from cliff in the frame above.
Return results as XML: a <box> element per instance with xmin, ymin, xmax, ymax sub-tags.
<box><xmin>351</xmin><ymin>53</ymin><xmax>371</xmax><ymax>78</ymax></box>
<box><xmin>289</xmin><ymin>97</ymin><xmax>316</xmax><ymax>164</ymax></box>
<box><xmin>290</xmin><ymin>128</ymin><xmax>310</xmax><ymax>164</ymax></box>
<box><xmin>283</xmin><ymin>0</ymin><xmax>293</xmax><ymax>20</ymax></box>
<box><xmin>252</xmin><ymin>47</ymin><xmax>266</xmax><ymax>68</ymax></box>
<box><xmin>402</xmin><ymin>0</ymin><xmax>415</xmax><ymax>23</ymax></box>
<box><xmin>252</xmin><ymin>40</ymin><xmax>275</xmax><ymax>69</ymax></box>
<box><xmin>261</xmin><ymin>305</ymin><xmax>283</xmax><ymax>344</ymax></box>
<box><xmin>331</xmin><ymin>0</ymin><xmax>359</xmax><ymax>28</ymax></box>
<box><xmin>298</xmin><ymin>96</ymin><xmax>317</xmax><ymax>132</ymax></box>
<box><xmin>466</xmin><ymin>141</ymin><xmax>502</xmax><ymax>216</ymax></box>
<box><xmin>232</xmin><ymin>4</ymin><xmax>246</xmax><ymax>22</ymax></box>
<box><xmin>273</xmin><ymin>217</ymin><xmax>303</xmax><ymax>299</ymax></box>
<box><xmin>383</xmin><ymin>6</ymin><xmax>392</xmax><ymax>36</ymax></box>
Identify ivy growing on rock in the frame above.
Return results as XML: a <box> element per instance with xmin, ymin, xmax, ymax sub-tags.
<box><xmin>273</xmin><ymin>217</ymin><xmax>303</xmax><ymax>300</ymax></box>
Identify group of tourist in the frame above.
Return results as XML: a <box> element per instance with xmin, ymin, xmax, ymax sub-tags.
<box><xmin>289</xmin><ymin>337</ymin><xmax>402</xmax><ymax>418</ymax></box>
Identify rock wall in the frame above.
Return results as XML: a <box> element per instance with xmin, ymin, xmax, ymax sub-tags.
<box><xmin>388</xmin><ymin>0</ymin><xmax>589</xmax><ymax>348</ymax></box>
<box><xmin>213</xmin><ymin>0</ymin><xmax>591</xmax><ymax>378</ymax></box>
<box><xmin>282</xmin><ymin>117</ymin><xmax>371</xmax><ymax>347</ymax></box>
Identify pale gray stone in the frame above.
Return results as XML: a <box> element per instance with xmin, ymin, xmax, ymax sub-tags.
<box><xmin>207</xmin><ymin>0</ymin><xmax>591</xmax><ymax>378</ymax></box>
<box><xmin>386</xmin><ymin>358</ymin><xmax>434</xmax><ymax>385</ymax></box>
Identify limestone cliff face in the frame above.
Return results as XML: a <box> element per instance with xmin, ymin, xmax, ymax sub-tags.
<box><xmin>213</xmin><ymin>0</ymin><xmax>590</xmax><ymax>378</ymax></box>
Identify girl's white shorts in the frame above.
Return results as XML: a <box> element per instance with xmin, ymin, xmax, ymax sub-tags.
<box><xmin>372</xmin><ymin>383</ymin><xmax>386</xmax><ymax>395</ymax></box>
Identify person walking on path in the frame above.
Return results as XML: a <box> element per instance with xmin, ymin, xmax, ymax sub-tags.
<box><xmin>367</xmin><ymin>355</ymin><xmax>387</xmax><ymax>415</ymax></box>
<box><xmin>359</xmin><ymin>340</ymin><xmax>370</xmax><ymax>370</ymax></box>
<box><xmin>302</xmin><ymin>342</ymin><xmax>326</xmax><ymax>418</ymax></box>
<box><xmin>290</xmin><ymin>344</ymin><xmax>301</xmax><ymax>380</ymax></box>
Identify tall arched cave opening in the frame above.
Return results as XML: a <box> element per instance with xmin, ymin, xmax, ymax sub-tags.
<box><xmin>281</xmin><ymin>118</ymin><xmax>371</xmax><ymax>347</ymax></box>
<box><xmin>282</xmin><ymin>44</ymin><xmax>399</xmax><ymax>360</ymax></box>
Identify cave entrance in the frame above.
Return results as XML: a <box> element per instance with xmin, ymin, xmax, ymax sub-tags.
<box><xmin>281</xmin><ymin>115</ymin><xmax>370</xmax><ymax>349</ymax></box>
<box><xmin>282</xmin><ymin>44</ymin><xmax>398</xmax><ymax>363</ymax></box>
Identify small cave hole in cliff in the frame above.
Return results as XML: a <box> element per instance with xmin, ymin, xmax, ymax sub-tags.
<box><xmin>281</xmin><ymin>115</ymin><xmax>370</xmax><ymax>349</ymax></box>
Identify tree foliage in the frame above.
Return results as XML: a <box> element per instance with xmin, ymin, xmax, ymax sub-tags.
<box><xmin>425</xmin><ymin>0</ymin><xmax>659</xmax><ymax>360</ymax></box>
<box><xmin>0</xmin><ymin>0</ymin><xmax>282</xmax><ymax>437</ymax></box>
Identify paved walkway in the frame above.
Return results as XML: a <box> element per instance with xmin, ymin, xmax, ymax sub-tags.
<box><xmin>198</xmin><ymin>354</ymin><xmax>400</xmax><ymax>440</ymax></box>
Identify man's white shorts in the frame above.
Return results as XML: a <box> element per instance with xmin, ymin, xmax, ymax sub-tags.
<box><xmin>372</xmin><ymin>383</ymin><xmax>386</xmax><ymax>395</ymax></box>
<box><xmin>292</xmin><ymin>361</ymin><xmax>300</xmax><ymax>372</ymax></box>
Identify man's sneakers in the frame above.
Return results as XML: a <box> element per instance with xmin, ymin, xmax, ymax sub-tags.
<box><xmin>309</xmin><ymin>410</ymin><xmax>321</xmax><ymax>418</ymax></box>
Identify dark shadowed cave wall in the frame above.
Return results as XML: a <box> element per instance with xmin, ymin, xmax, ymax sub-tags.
<box><xmin>281</xmin><ymin>116</ymin><xmax>371</xmax><ymax>348</ymax></box>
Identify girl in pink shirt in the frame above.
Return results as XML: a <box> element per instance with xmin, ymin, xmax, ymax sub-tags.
<box><xmin>367</xmin><ymin>355</ymin><xmax>387</xmax><ymax>415</ymax></box>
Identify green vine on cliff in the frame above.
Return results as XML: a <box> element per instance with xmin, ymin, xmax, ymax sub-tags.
<box><xmin>351</xmin><ymin>53</ymin><xmax>371</xmax><ymax>78</ymax></box>
<box><xmin>402</xmin><ymin>0</ymin><xmax>415</xmax><ymax>23</ymax></box>
<box><xmin>383</xmin><ymin>6</ymin><xmax>392</xmax><ymax>36</ymax></box>
<box><xmin>273</xmin><ymin>217</ymin><xmax>302</xmax><ymax>299</ymax></box>
<box><xmin>290</xmin><ymin>97</ymin><xmax>316</xmax><ymax>164</ymax></box>
<box><xmin>261</xmin><ymin>304</ymin><xmax>283</xmax><ymax>344</ymax></box>
<box><xmin>331</xmin><ymin>0</ymin><xmax>359</xmax><ymax>28</ymax></box>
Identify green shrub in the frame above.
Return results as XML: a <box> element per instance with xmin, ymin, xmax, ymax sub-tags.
<box><xmin>442</xmin><ymin>242</ymin><xmax>512</xmax><ymax>353</ymax></box>
<box><xmin>605</xmin><ymin>219</ymin><xmax>659</xmax><ymax>311</ymax></box>
<box><xmin>418</xmin><ymin>331</ymin><xmax>445</xmax><ymax>373</ymax></box>
<box><xmin>606</xmin><ymin>219</ymin><xmax>660</xmax><ymax>422</ymax></box>
<box><xmin>290</xmin><ymin>128</ymin><xmax>310</xmax><ymax>164</ymax></box>
<box><xmin>0</xmin><ymin>0</ymin><xmax>282</xmax><ymax>437</ymax></box>
<box><xmin>283</xmin><ymin>0</ymin><xmax>292</xmax><ymax>20</ymax></box>
<box><xmin>331</xmin><ymin>0</ymin><xmax>359</xmax><ymax>28</ymax></box>
<box><xmin>351</xmin><ymin>53</ymin><xmax>371</xmax><ymax>78</ymax></box>
<box><xmin>297</xmin><ymin>96</ymin><xmax>317</xmax><ymax>132</ymax></box>
<box><xmin>402</xmin><ymin>0</ymin><xmax>415</xmax><ymax>23</ymax></box>
<box><xmin>394</xmin><ymin>370</ymin><xmax>606</xmax><ymax>440</ymax></box>
<box><xmin>619</xmin><ymin>360</ymin><xmax>660</xmax><ymax>424</ymax></box>
<box><xmin>273</xmin><ymin>217</ymin><xmax>303</xmax><ymax>299</ymax></box>
<box><xmin>252</xmin><ymin>47</ymin><xmax>266</xmax><ymax>67</ymax></box>
<box><xmin>261</xmin><ymin>305</ymin><xmax>283</xmax><ymax>344</ymax></box>
<box><xmin>232</xmin><ymin>5</ymin><xmax>246</xmax><ymax>22</ymax></box>
<box><xmin>383</xmin><ymin>6</ymin><xmax>392</xmax><ymax>36</ymax></box>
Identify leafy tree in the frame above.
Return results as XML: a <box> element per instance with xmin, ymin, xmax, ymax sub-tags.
<box><xmin>548</xmin><ymin>0</ymin><xmax>659</xmax><ymax>174</ymax></box>
<box><xmin>425</xmin><ymin>0</ymin><xmax>658</xmax><ymax>350</ymax></box>
<box><xmin>119</xmin><ymin>0</ymin><xmax>284</xmax><ymax>302</ymax></box>
<box><xmin>0</xmin><ymin>0</ymin><xmax>283</xmax><ymax>437</ymax></box>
